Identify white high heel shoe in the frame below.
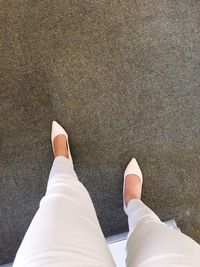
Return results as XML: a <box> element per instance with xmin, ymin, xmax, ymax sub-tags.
<box><xmin>123</xmin><ymin>158</ymin><xmax>143</xmax><ymax>213</ymax></box>
<box><xmin>51</xmin><ymin>121</ymin><xmax>73</xmax><ymax>165</ymax></box>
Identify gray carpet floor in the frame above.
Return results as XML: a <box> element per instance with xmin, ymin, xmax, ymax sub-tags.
<box><xmin>0</xmin><ymin>0</ymin><xmax>200</xmax><ymax>264</ymax></box>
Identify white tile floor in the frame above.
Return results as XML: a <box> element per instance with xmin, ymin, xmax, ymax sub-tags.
<box><xmin>108</xmin><ymin>239</ymin><xmax>127</xmax><ymax>267</ymax></box>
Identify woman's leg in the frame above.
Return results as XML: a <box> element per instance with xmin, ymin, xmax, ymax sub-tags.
<box><xmin>13</xmin><ymin>135</ymin><xmax>115</xmax><ymax>267</ymax></box>
<box><xmin>124</xmin><ymin>172</ymin><xmax>200</xmax><ymax>267</ymax></box>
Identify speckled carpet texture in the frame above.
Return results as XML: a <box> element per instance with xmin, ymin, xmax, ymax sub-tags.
<box><xmin>0</xmin><ymin>0</ymin><xmax>200</xmax><ymax>264</ymax></box>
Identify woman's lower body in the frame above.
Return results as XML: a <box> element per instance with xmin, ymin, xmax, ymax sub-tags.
<box><xmin>126</xmin><ymin>200</ymin><xmax>200</xmax><ymax>267</ymax></box>
<box><xmin>13</xmin><ymin>156</ymin><xmax>115</xmax><ymax>267</ymax></box>
<box><xmin>13</xmin><ymin>156</ymin><xmax>200</xmax><ymax>267</ymax></box>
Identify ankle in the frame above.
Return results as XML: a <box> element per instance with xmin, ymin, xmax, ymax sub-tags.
<box><xmin>54</xmin><ymin>148</ymin><xmax>69</xmax><ymax>159</ymax></box>
<box><xmin>124</xmin><ymin>192</ymin><xmax>141</xmax><ymax>206</ymax></box>
<box><xmin>53</xmin><ymin>135</ymin><xmax>69</xmax><ymax>159</ymax></box>
<box><xmin>124</xmin><ymin>174</ymin><xmax>142</xmax><ymax>206</ymax></box>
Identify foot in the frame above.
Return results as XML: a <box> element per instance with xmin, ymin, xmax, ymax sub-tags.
<box><xmin>53</xmin><ymin>134</ymin><xmax>69</xmax><ymax>159</ymax></box>
<box><xmin>124</xmin><ymin>174</ymin><xmax>142</xmax><ymax>207</ymax></box>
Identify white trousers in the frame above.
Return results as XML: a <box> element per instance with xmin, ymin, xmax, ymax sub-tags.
<box><xmin>13</xmin><ymin>156</ymin><xmax>200</xmax><ymax>267</ymax></box>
